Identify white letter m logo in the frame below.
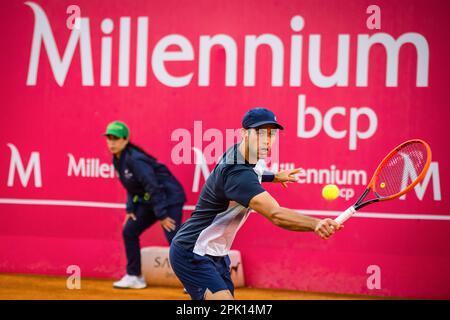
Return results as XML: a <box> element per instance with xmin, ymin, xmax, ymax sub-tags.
<box><xmin>399</xmin><ymin>153</ymin><xmax>440</xmax><ymax>201</ymax></box>
<box><xmin>7</xmin><ymin>143</ymin><xmax>42</xmax><ymax>188</ymax></box>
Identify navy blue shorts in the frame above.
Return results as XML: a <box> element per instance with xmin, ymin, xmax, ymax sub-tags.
<box><xmin>169</xmin><ymin>242</ymin><xmax>234</xmax><ymax>300</ymax></box>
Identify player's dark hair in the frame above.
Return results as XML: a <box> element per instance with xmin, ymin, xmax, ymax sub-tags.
<box><xmin>128</xmin><ymin>142</ymin><xmax>157</xmax><ymax>161</ymax></box>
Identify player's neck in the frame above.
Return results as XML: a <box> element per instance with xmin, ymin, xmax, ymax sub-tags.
<box><xmin>238</xmin><ymin>142</ymin><xmax>258</xmax><ymax>164</ymax></box>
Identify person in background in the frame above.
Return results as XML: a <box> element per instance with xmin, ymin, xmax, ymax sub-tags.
<box><xmin>104</xmin><ymin>121</ymin><xmax>186</xmax><ymax>289</ymax></box>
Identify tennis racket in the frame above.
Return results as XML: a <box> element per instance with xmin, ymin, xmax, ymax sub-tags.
<box><xmin>334</xmin><ymin>139</ymin><xmax>432</xmax><ymax>224</ymax></box>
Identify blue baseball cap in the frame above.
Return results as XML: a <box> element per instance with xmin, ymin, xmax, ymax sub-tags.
<box><xmin>242</xmin><ymin>108</ymin><xmax>284</xmax><ymax>130</ymax></box>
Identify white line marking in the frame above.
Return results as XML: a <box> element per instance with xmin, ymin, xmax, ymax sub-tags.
<box><xmin>0</xmin><ymin>198</ymin><xmax>448</xmax><ymax>221</ymax></box>
<box><xmin>0</xmin><ymin>198</ymin><xmax>124</xmax><ymax>209</ymax></box>
<box><xmin>292</xmin><ymin>209</ymin><xmax>450</xmax><ymax>221</ymax></box>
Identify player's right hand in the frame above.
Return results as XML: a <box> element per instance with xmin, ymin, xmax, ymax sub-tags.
<box><xmin>314</xmin><ymin>218</ymin><xmax>343</xmax><ymax>240</ymax></box>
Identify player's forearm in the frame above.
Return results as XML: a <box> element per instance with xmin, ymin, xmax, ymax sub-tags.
<box><xmin>270</xmin><ymin>207</ymin><xmax>320</xmax><ymax>231</ymax></box>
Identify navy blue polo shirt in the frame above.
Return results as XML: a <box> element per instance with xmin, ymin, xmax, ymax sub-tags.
<box><xmin>172</xmin><ymin>143</ymin><xmax>268</xmax><ymax>256</ymax></box>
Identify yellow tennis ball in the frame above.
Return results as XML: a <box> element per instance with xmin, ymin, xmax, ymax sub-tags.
<box><xmin>322</xmin><ymin>184</ymin><xmax>340</xmax><ymax>201</ymax></box>
<box><xmin>380</xmin><ymin>182</ymin><xmax>386</xmax><ymax>189</ymax></box>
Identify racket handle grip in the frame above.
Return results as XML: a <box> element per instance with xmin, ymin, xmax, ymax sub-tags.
<box><xmin>334</xmin><ymin>206</ymin><xmax>356</xmax><ymax>224</ymax></box>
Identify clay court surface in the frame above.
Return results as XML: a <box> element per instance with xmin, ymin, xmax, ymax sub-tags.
<box><xmin>0</xmin><ymin>273</ymin><xmax>390</xmax><ymax>300</ymax></box>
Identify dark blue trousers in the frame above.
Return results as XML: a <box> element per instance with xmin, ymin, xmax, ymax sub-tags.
<box><xmin>122</xmin><ymin>203</ymin><xmax>183</xmax><ymax>276</ymax></box>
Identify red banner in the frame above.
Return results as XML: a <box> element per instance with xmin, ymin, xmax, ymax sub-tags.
<box><xmin>0</xmin><ymin>0</ymin><xmax>448</xmax><ymax>298</ymax></box>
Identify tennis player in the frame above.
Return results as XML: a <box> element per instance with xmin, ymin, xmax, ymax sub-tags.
<box><xmin>169</xmin><ymin>108</ymin><xmax>343</xmax><ymax>300</ymax></box>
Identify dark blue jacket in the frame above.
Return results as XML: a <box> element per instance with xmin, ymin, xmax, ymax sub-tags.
<box><xmin>113</xmin><ymin>144</ymin><xmax>186</xmax><ymax>219</ymax></box>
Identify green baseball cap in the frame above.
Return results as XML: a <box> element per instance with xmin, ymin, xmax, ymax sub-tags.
<box><xmin>104</xmin><ymin>121</ymin><xmax>129</xmax><ymax>138</ymax></box>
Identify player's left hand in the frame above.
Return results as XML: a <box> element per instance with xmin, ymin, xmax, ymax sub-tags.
<box><xmin>274</xmin><ymin>168</ymin><xmax>300</xmax><ymax>188</ymax></box>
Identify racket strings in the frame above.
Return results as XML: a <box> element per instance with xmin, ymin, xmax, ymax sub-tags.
<box><xmin>375</xmin><ymin>142</ymin><xmax>428</xmax><ymax>198</ymax></box>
